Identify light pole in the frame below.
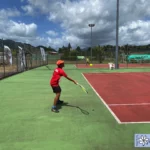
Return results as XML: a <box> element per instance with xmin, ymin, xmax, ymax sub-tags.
<box><xmin>88</xmin><ymin>24</ymin><xmax>95</xmax><ymax>62</ymax></box>
<box><xmin>115</xmin><ymin>0</ymin><xmax>119</xmax><ymax>69</ymax></box>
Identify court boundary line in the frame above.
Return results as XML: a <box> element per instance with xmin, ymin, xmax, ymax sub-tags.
<box><xmin>82</xmin><ymin>73</ymin><xmax>150</xmax><ymax>124</ymax></box>
<box><xmin>120</xmin><ymin>121</ymin><xmax>150</xmax><ymax>124</ymax></box>
<box><xmin>74</xmin><ymin>64</ymin><xmax>77</xmax><ymax>68</ymax></box>
<box><xmin>109</xmin><ymin>103</ymin><xmax>150</xmax><ymax>106</ymax></box>
<box><xmin>81</xmin><ymin>73</ymin><xmax>121</xmax><ymax>124</ymax></box>
<box><xmin>80</xmin><ymin>72</ymin><xmax>150</xmax><ymax>74</ymax></box>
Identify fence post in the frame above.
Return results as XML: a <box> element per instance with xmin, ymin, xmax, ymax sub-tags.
<box><xmin>2</xmin><ymin>39</ymin><xmax>5</xmax><ymax>77</ymax></box>
<box><xmin>31</xmin><ymin>54</ymin><xmax>32</xmax><ymax>68</ymax></box>
<box><xmin>16</xmin><ymin>49</ymin><xmax>19</xmax><ymax>72</ymax></box>
<box><xmin>47</xmin><ymin>54</ymin><xmax>48</xmax><ymax>65</ymax></box>
<box><xmin>36</xmin><ymin>52</ymin><xmax>38</xmax><ymax>67</ymax></box>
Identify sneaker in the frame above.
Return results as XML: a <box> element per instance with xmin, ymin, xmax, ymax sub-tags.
<box><xmin>57</xmin><ymin>100</ymin><xmax>64</xmax><ymax>105</ymax></box>
<box><xmin>51</xmin><ymin>107</ymin><xmax>59</xmax><ymax>113</ymax></box>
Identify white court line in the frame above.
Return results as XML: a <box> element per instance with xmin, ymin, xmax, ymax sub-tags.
<box><xmin>120</xmin><ymin>121</ymin><xmax>150</xmax><ymax>124</ymax></box>
<box><xmin>81</xmin><ymin>73</ymin><xmax>121</xmax><ymax>124</ymax></box>
<box><xmin>109</xmin><ymin>103</ymin><xmax>150</xmax><ymax>106</ymax></box>
<box><xmin>82</xmin><ymin>73</ymin><xmax>150</xmax><ymax>124</ymax></box>
<box><xmin>74</xmin><ymin>64</ymin><xmax>77</xmax><ymax>68</ymax></box>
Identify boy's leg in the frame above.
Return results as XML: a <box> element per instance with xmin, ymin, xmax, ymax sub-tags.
<box><xmin>56</xmin><ymin>87</ymin><xmax>63</xmax><ymax>104</ymax></box>
<box><xmin>51</xmin><ymin>86</ymin><xmax>61</xmax><ymax>112</ymax></box>
<box><xmin>51</xmin><ymin>92</ymin><xmax>60</xmax><ymax>112</ymax></box>
<box><xmin>54</xmin><ymin>92</ymin><xmax>61</xmax><ymax>106</ymax></box>
<box><xmin>57</xmin><ymin>94</ymin><xmax>64</xmax><ymax>104</ymax></box>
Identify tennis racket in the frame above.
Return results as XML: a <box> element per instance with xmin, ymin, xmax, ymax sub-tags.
<box><xmin>77</xmin><ymin>83</ymin><xmax>88</xmax><ymax>94</ymax></box>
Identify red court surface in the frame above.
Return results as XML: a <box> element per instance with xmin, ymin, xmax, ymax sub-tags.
<box><xmin>76</xmin><ymin>63</ymin><xmax>150</xmax><ymax>69</ymax></box>
<box><xmin>83</xmin><ymin>72</ymin><xmax>150</xmax><ymax>124</ymax></box>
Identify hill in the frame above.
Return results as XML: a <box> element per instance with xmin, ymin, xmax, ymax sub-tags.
<box><xmin>0</xmin><ymin>39</ymin><xmax>57</xmax><ymax>53</ymax></box>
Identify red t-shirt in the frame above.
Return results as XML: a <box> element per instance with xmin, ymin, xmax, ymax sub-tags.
<box><xmin>50</xmin><ymin>67</ymin><xmax>67</xmax><ymax>87</ymax></box>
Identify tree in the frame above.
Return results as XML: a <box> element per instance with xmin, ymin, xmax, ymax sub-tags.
<box><xmin>122</xmin><ymin>44</ymin><xmax>131</xmax><ymax>63</ymax></box>
<box><xmin>58</xmin><ymin>48</ymin><xmax>63</xmax><ymax>53</ymax></box>
<box><xmin>76</xmin><ymin>46</ymin><xmax>81</xmax><ymax>52</ymax></box>
<box><xmin>68</xmin><ymin>43</ymin><xmax>72</xmax><ymax>51</ymax></box>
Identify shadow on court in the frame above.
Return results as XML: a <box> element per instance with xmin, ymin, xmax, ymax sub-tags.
<box><xmin>57</xmin><ymin>102</ymin><xmax>89</xmax><ymax>115</ymax></box>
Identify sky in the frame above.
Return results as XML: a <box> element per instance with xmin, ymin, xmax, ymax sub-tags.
<box><xmin>0</xmin><ymin>0</ymin><xmax>150</xmax><ymax>50</ymax></box>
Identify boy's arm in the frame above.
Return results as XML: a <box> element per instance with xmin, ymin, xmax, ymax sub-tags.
<box><xmin>65</xmin><ymin>76</ymin><xmax>77</xmax><ymax>84</ymax></box>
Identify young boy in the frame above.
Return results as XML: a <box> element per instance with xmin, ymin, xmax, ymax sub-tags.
<box><xmin>50</xmin><ymin>60</ymin><xmax>77</xmax><ymax>113</ymax></box>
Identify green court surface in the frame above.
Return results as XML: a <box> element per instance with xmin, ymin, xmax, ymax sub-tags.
<box><xmin>0</xmin><ymin>64</ymin><xmax>150</xmax><ymax>150</ymax></box>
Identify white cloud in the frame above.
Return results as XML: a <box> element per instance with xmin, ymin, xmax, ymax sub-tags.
<box><xmin>119</xmin><ymin>20</ymin><xmax>150</xmax><ymax>45</ymax></box>
<box><xmin>46</xmin><ymin>30</ymin><xmax>58</xmax><ymax>37</ymax></box>
<box><xmin>21</xmin><ymin>5</ymin><xmax>35</xmax><ymax>16</ymax></box>
<box><xmin>8</xmin><ymin>21</ymin><xmax>37</xmax><ymax>37</ymax></box>
<box><xmin>0</xmin><ymin>8</ymin><xmax>20</xmax><ymax>19</ymax></box>
<box><xmin>0</xmin><ymin>8</ymin><xmax>38</xmax><ymax>45</ymax></box>
<box><xmin>1</xmin><ymin>0</ymin><xmax>150</xmax><ymax>50</ymax></box>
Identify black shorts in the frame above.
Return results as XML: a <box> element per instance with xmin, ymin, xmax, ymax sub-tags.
<box><xmin>51</xmin><ymin>86</ymin><xmax>61</xmax><ymax>93</ymax></box>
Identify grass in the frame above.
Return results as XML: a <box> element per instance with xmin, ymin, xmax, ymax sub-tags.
<box><xmin>0</xmin><ymin>64</ymin><xmax>150</xmax><ymax>150</ymax></box>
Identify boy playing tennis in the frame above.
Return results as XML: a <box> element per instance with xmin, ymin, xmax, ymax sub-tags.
<box><xmin>50</xmin><ymin>60</ymin><xmax>77</xmax><ymax>113</ymax></box>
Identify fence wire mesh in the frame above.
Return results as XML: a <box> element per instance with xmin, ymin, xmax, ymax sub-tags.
<box><xmin>0</xmin><ymin>41</ymin><xmax>48</xmax><ymax>80</ymax></box>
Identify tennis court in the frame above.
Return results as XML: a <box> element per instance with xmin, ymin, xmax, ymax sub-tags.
<box><xmin>1</xmin><ymin>64</ymin><xmax>150</xmax><ymax>150</ymax></box>
<box><xmin>76</xmin><ymin>63</ymin><xmax>150</xmax><ymax>69</ymax></box>
<box><xmin>83</xmin><ymin>72</ymin><xmax>150</xmax><ymax>124</ymax></box>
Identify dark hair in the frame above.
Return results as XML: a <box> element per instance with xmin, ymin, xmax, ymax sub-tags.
<box><xmin>58</xmin><ymin>63</ymin><xmax>64</xmax><ymax>68</ymax></box>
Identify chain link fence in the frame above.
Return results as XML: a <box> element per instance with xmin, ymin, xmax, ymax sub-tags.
<box><xmin>59</xmin><ymin>50</ymin><xmax>118</xmax><ymax>65</ymax></box>
<box><xmin>59</xmin><ymin>48</ymin><xmax>150</xmax><ymax>69</ymax></box>
<box><xmin>0</xmin><ymin>41</ymin><xmax>48</xmax><ymax>80</ymax></box>
<box><xmin>1</xmin><ymin>42</ymin><xmax>150</xmax><ymax>77</ymax></box>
